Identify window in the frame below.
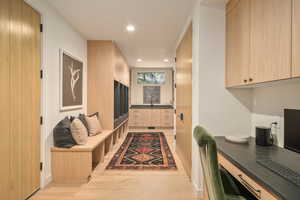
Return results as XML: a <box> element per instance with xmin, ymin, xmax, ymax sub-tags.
<box><xmin>137</xmin><ymin>72</ymin><xmax>166</xmax><ymax>84</ymax></box>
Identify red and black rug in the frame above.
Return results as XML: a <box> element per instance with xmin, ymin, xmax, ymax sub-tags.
<box><xmin>106</xmin><ymin>132</ymin><xmax>177</xmax><ymax>170</ymax></box>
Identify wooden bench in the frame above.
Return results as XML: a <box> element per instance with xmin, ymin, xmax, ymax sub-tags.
<box><xmin>51</xmin><ymin>119</ymin><xmax>128</xmax><ymax>184</ymax></box>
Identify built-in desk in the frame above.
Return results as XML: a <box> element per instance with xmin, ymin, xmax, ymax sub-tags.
<box><xmin>215</xmin><ymin>137</ymin><xmax>300</xmax><ymax>200</ymax></box>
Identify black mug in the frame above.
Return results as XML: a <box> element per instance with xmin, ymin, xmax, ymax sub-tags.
<box><xmin>256</xmin><ymin>126</ymin><xmax>274</xmax><ymax>146</ymax></box>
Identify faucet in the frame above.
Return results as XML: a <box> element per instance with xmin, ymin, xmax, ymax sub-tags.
<box><xmin>150</xmin><ymin>95</ymin><xmax>154</xmax><ymax>107</ymax></box>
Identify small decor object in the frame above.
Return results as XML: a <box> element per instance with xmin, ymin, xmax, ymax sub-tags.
<box><xmin>70</xmin><ymin>119</ymin><xmax>88</xmax><ymax>145</ymax></box>
<box><xmin>85</xmin><ymin>115</ymin><xmax>103</xmax><ymax>136</ymax></box>
<box><xmin>106</xmin><ymin>132</ymin><xmax>177</xmax><ymax>170</ymax></box>
<box><xmin>60</xmin><ymin>49</ymin><xmax>83</xmax><ymax>111</ymax></box>
<box><xmin>225</xmin><ymin>136</ymin><xmax>250</xmax><ymax>144</ymax></box>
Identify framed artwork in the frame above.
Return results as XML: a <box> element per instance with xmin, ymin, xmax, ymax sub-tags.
<box><xmin>143</xmin><ymin>86</ymin><xmax>161</xmax><ymax>104</ymax></box>
<box><xmin>60</xmin><ymin>49</ymin><xmax>83</xmax><ymax>111</ymax></box>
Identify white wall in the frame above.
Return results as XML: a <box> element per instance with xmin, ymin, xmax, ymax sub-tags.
<box><xmin>130</xmin><ymin>68</ymin><xmax>174</xmax><ymax>105</ymax></box>
<box><xmin>251</xmin><ymin>81</ymin><xmax>300</xmax><ymax>147</ymax></box>
<box><xmin>190</xmin><ymin>0</ymin><xmax>253</xmax><ymax>191</ymax></box>
<box><xmin>25</xmin><ymin>0</ymin><xmax>87</xmax><ymax>187</ymax></box>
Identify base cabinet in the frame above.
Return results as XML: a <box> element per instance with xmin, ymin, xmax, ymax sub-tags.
<box><xmin>129</xmin><ymin>109</ymin><xmax>173</xmax><ymax>128</ymax></box>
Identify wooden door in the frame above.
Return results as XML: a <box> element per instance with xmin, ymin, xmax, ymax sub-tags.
<box><xmin>176</xmin><ymin>24</ymin><xmax>192</xmax><ymax>177</ymax></box>
<box><xmin>293</xmin><ymin>0</ymin><xmax>300</xmax><ymax>78</ymax></box>
<box><xmin>226</xmin><ymin>0</ymin><xmax>250</xmax><ymax>87</ymax></box>
<box><xmin>0</xmin><ymin>0</ymin><xmax>11</xmax><ymax>199</ymax></box>
<box><xmin>0</xmin><ymin>0</ymin><xmax>41</xmax><ymax>199</ymax></box>
<box><xmin>250</xmin><ymin>0</ymin><xmax>292</xmax><ymax>84</ymax></box>
<box><xmin>22</xmin><ymin>2</ymin><xmax>41</xmax><ymax>198</ymax></box>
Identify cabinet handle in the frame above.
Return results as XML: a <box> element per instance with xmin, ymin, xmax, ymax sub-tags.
<box><xmin>238</xmin><ymin>174</ymin><xmax>261</xmax><ymax>199</ymax></box>
<box><xmin>244</xmin><ymin>79</ymin><xmax>248</xmax><ymax>83</ymax></box>
<box><xmin>249</xmin><ymin>78</ymin><xmax>253</xmax><ymax>82</ymax></box>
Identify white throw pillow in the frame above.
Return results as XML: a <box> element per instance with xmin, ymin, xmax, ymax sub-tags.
<box><xmin>85</xmin><ymin>115</ymin><xmax>103</xmax><ymax>136</ymax></box>
<box><xmin>70</xmin><ymin>119</ymin><xmax>88</xmax><ymax>145</ymax></box>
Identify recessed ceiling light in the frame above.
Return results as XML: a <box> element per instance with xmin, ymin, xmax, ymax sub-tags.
<box><xmin>137</xmin><ymin>58</ymin><xmax>142</xmax><ymax>62</ymax></box>
<box><xmin>163</xmin><ymin>59</ymin><xmax>169</xmax><ymax>63</ymax></box>
<box><xmin>126</xmin><ymin>25</ymin><xmax>135</xmax><ymax>32</ymax></box>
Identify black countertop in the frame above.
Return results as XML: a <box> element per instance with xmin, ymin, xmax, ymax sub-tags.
<box><xmin>130</xmin><ymin>105</ymin><xmax>173</xmax><ymax>109</ymax></box>
<box><xmin>215</xmin><ymin>137</ymin><xmax>300</xmax><ymax>200</ymax></box>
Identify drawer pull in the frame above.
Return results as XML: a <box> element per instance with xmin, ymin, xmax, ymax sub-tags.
<box><xmin>238</xmin><ymin>174</ymin><xmax>261</xmax><ymax>199</ymax></box>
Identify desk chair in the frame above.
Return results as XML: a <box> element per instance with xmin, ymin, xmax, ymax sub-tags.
<box><xmin>193</xmin><ymin>126</ymin><xmax>246</xmax><ymax>200</ymax></box>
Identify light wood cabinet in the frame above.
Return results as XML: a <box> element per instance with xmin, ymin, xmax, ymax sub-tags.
<box><xmin>250</xmin><ymin>0</ymin><xmax>292</xmax><ymax>83</ymax></box>
<box><xmin>293</xmin><ymin>0</ymin><xmax>300</xmax><ymax>78</ymax></box>
<box><xmin>129</xmin><ymin>109</ymin><xmax>173</xmax><ymax>128</ymax></box>
<box><xmin>226</xmin><ymin>0</ymin><xmax>250</xmax><ymax>87</ymax></box>
<box><xmin>160</xmin><ymin>109</ymin><xmax>174</xmax><ymax>127</ymax></box>
<box><xmin>113</xmin><ymin>46</ymin><xmax>130</xmax><ymax>86</ymax></box>
<box><xmin>226</xmin><ymin>0</ymin><xmax>293</xmax><ymax>87</ymax></box>
<box><xmin>88</xmin><ymin>41</ymin><xmax>130</xmax><ymax>130</ymax></box>
<box><xmin>218</xmin><ymin>153</ymin><xmax>279</xmax><ymax>200</ymax></box>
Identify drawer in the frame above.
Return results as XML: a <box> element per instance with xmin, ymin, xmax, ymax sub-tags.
<box><xmin>217</xmin><ymin>153</ymin><xmax>279</xmax><ymax>200</ymax></box>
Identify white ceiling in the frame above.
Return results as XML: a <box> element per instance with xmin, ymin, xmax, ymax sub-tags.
<box><xmin>46</xmin><ymin>0</ymin><xmax>197</xmax><ymax>68</ymax></box>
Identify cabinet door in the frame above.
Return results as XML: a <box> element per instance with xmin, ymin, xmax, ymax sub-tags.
<box><xmin>160</xmin><ymin>109</ymin><xmax>174</xmax><ymax>127</ymax></box>
<box><xmin>293</xmin><ymin>0</ymin><xmax>300</xmax><ymax>78</ymax></box>
<box><xmin>136</xmin><ymin>109</ymin><xmax>150</xmax><ymax>127</ymax></box>
<box><xmin>129</xmin><ymin>110</ymin><xmax>137</xmax><ymax>126</ymax></box>
<box><xmin>149</xmin><ymin>109</ymin><xmax>161</xmax><ymax>127</ymax></box>
<box><xmin>250</xmin><ymin>0</ymin><xmax>292</xmax><ymax>83</ymax></box>
<box><xmin>226</xmin><ymin>0</ymin><xmax>250</xmax><ymax>87</ymax></box>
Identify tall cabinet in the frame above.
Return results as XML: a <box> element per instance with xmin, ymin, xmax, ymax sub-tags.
<box><xmin>226</xmin><ymin>0</ymin><xmax>250</xmax><ymax>87</ymax></box>
<box><xmin>88</xmin><ymin>41</ymin><xmax>130</xmax><ymax>130</ymax></box>
<box><xmin>0</xmin><ymin>0</ymin><xmax>41</xmax><ymax>199</ymax></box>
<box><xmin>226</xmin><ymin>0</ymin><xmax>293</xmax><ymax>87</ymax></box>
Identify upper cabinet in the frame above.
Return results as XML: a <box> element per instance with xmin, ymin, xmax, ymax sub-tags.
<box><xmin>226</xmin><ymin>0</ymin><xmax>293</xmax><ymax>88</ymax></box>
<box><xmin>226</xmin><ymin>0</ymin><xmax>250</xmax><ymax>87</ymax></box>
<box><xmin>113</xmin><ymin>46</ymin><xmax>130</xmax><ymax>86</ymax></box>
<box><xmin>293</xmin><ymin>0</ymin><xmax>300</xmax><ymax>78</ymax></box>
<box><xmin>250</xmin><ymin>0</ymin><xmax>292</xmax><ymax>84</ymax></box>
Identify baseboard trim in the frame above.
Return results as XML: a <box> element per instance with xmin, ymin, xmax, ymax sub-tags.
<box><xmin>192</xmin><ymin>180</ymin><xmax>202</xmax><ymax>192</ymax></box>
<box><xmin>192</xmin><ymin>180</ymin><xmax>204</xmax><ymax>198</ymax></box>
<box><xmin>42</xmin><ymin>175</ymin><xmax>52</xmax><ymax>188</ymax></box>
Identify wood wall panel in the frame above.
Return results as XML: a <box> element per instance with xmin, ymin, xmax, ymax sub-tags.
<box><xmin>293</xmin><ymin>0</ymin><xmax>300</xmax><ymax>78</ymax></box>
<box><xmin>0</xmin><ymin>0</ymin><xmax>11</xmax><ymax>199</ymax></box>
<box><xmin>250</xmin><ymin>0</ymin><xmax>292</xmax><ymax>83</ymax></box>
<box><xmin>175</xmin><ymin>24</ymin><xmax>192</xmax><ymax>177</ymax></box>
<box><xmin>9</xmin><ymin>0</ymin><xmax>23</xmax><ymax>199</ymax></box>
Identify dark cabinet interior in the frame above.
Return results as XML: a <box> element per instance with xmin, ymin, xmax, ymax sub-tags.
<box><xmin>114</xmin><ymin>80</ymin><xmax>129</xmax><ymax>128</ymax></box>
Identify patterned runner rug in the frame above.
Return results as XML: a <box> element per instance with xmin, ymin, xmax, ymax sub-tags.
<box><xmin>106</xmin><ymin>132</ymin><xmax>177</xmax><ymax>170</ymax></box>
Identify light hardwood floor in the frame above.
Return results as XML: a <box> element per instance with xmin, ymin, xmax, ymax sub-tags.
<box><xmin>31</xmin><ymin>129</ymin><xmax>201</xmax><ymax>200</ymax></box>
